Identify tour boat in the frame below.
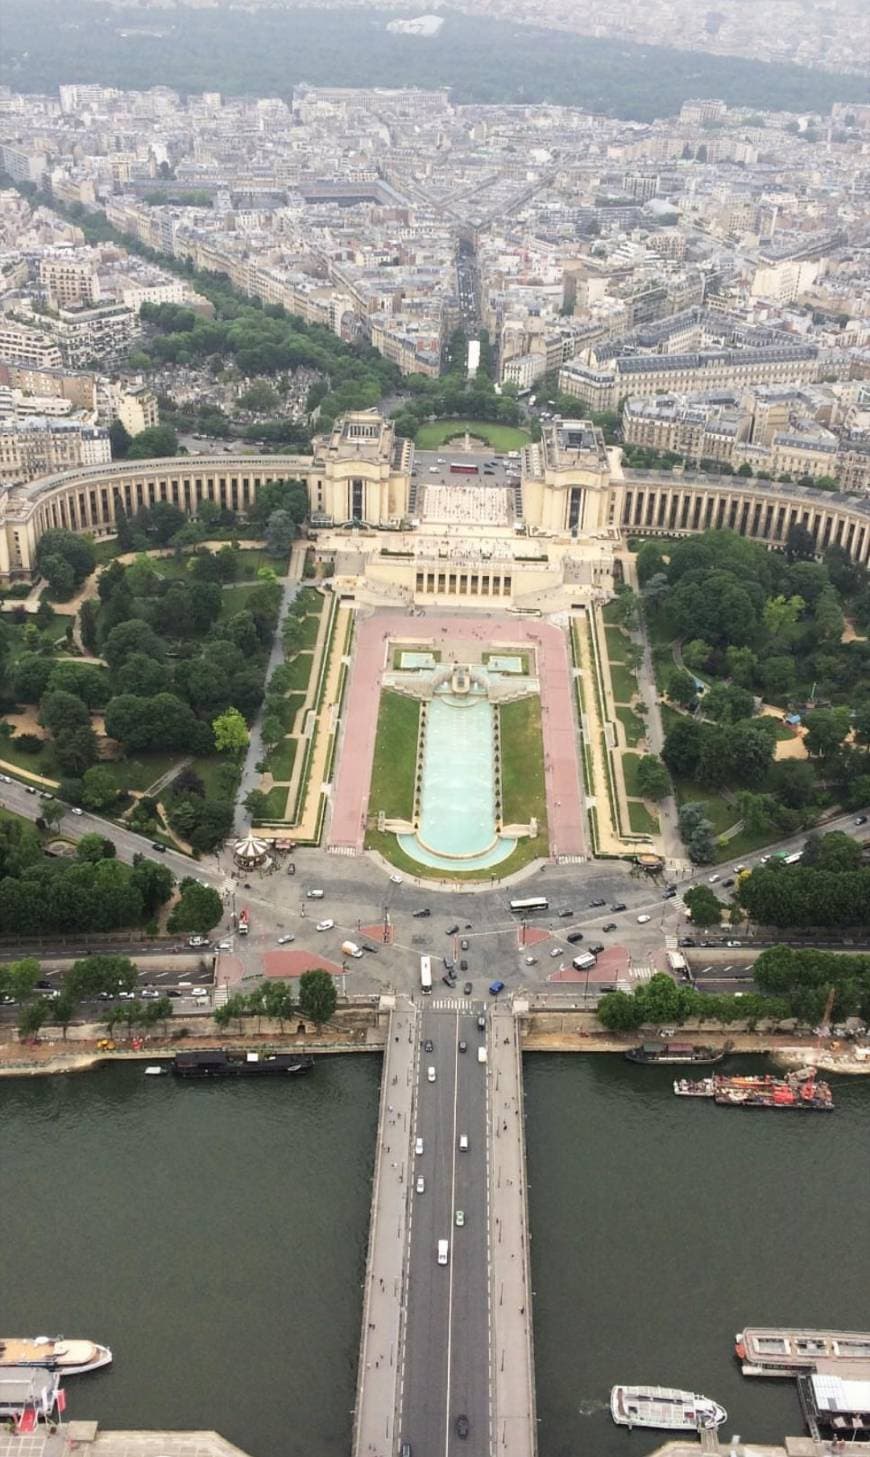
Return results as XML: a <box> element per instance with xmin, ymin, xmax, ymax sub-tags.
<box><xmin>626</xmin><ymin>1042</ymin><xmax>730</xmax><ymax>1065</ymax></box>
<box><xmin>172</xmin><ymin>1049</ymin><xmax>315</xmax><ymax>1078</ymax></box>
<box><xmin>611</xmin><ymin>1385</ymin><xmax>727</xmax><ymax>1431</ymax></box>
<box><xmin>0</xmin><ymin>1338</ymin><xmax>112</xmax><ymax>1375</ymax></box>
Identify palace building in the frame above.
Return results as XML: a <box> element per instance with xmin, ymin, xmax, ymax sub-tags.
<box><xmin>1</xmin><ymin>410</ymin><xmax>869</xmax><ymax>598</ymax></box>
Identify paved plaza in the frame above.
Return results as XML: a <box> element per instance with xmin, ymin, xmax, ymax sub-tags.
<box><xmin>329</xmin><ymin>612</ymin><xmax>586</xmax><ymax>859</ymax></box>
<box><xmin>422</xmin><ymin>482</ymin><xmax>514</xmax><ymax>525</ymax></box>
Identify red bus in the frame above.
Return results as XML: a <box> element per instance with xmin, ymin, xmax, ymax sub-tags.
<box><xmin>449</xmin><ymin>462</ymin><xmax>479</xmax><ymax>475</ymax></box>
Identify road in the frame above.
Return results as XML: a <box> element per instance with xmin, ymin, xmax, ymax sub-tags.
<box><xmin>400</xmin><ymin>1003</ymin><xmax>490</xmax><ymax>1457</ymax></box>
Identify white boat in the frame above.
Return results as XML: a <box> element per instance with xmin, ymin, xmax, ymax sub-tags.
<box><xmin>611</xmin><ymin>1384</ymin><xmax>727</xmax><ymax>1431</ymax></box>
<box><xmin>144</xmin><ymin>1065</ymin><xmax>166</xmax><ymax>1076</ymax></box>
<box><xmin>0</xmin><ymin>1338</ymin><xmax>112</xmax><ymax>1375</ymax></box>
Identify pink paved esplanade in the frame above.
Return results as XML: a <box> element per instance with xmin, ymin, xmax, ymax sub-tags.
<box><xmin>329</xmin><ymin>613</ymin><xmax>586</xmax><ymax>860</ymax></box>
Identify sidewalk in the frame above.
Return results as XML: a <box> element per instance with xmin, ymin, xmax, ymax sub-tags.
<box><xmin>488</xmin><ymin>1004</ymin><xmax>537</xmax><ymax>1457</ymax></box>
<box><xmin>352</xmin><ymin>1000</ymin><xmax>418</xmax><ymax>1457</ymax></box>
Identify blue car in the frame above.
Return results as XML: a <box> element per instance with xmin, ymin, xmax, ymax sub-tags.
<box><xmin>488</xmin><ymin>980</ymin><xmax>505</xmax><ymax>996</ymax></box>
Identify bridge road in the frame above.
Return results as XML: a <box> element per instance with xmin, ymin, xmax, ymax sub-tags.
<box><xmin>352</xmin><ymin>999</ymin><xmax>418</xmax><ymax>1457</ymax></box>
<box><xmin>489</xmin><ymin>1001</ymin><xmax>538</xmax><ymax>1456</ymax></box>
<box><xmin>399</xmin><ymin>1004</ymin><xmax>491</xmax><ymax>1456</ymax></box>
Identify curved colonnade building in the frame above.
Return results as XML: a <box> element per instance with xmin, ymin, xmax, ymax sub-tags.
<box><xmin>1</xmin><ymin>411</ymin><xmax>869</xmax><ymax>594</ymax></box>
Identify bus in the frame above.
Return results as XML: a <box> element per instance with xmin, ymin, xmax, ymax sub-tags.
<box><xmin>420</xmin><ymin>955</ymin><xmax>432</xmax><ymax>993</ymax></box>
<box><xmin>449</xmin><ymin>462</ymin><xmax>479</xmax><ymax>475</ymax></box>
<box><xmin>509</xmin><ymin>896</ymin><xmax>549</xmax><ymax>914</ymax></box>
<box><xmin>783</xmin><ymin>851</ymin><xmax>803</xmax><ymax>865</ymax></box>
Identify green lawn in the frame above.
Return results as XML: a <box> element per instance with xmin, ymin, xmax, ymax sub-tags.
<box><xmin>296</xmin><ymin>588</ymin><xmax>324</xmax><ymax>615</ymax></box>
<box><xmin>673</xmin><ymin>779</ymin><xmax>739</xmax><ymax>837</ymax></box>
<box><xmin>605</xmin><ymin>625</ymin><xmax>631</xmax><ymax>663</ymax></box>
<box><xmin>285</xmin><ymin>692</ymin><xmax>307</xmax><ymax>731</ymax></box>
<box><xmin>414</xmin><ymin>420</ymin><xmax>531</xmax><ymax>452</ymax></box>
<box><xmin>601</xmin><ymin>599</ymin><xmax>628</xmax><ymax>625</ymax></box>
<box><xmin>622</xmin><ymin>752</ymin><xmax>642</xmax><ymax>797</ymax></box>
<box><xmin>609</xmin><ymin>662</ymin><xmax>639</xmax><ymax>704</ymax></box>
<box><xmin>187</xmin><ymin>755</ymin><xmax>241</xmax><ymax>802</ymax></box>
<box><xmin>0</xmin><ymin>736</ymin><xmax>58</xmax><ymax>780</ymax></box>
<box><xmin>253</xmin><ymin>785</ymin><xmax>290</xmax><ymax>821</ymax></box>
<box><xmin>266</xmin><ymin>740</ymin><xmax>297</xmax><ymax>781</ymax></box>
<box><xmin>298</xmin><ymin>612</ymin><xmax>321</xmax><ymax>649</ymax></box>
<box><xmin>616</xmin><ymin>706</ymin><xmax>645</xmax><ymax>747</ymax></box>
<box><xmin>499</xmin><ymin>696</ymin><xmax>548</xmax><ymax>831</ymax></box>
<box><xmin>628</xmin><ymin>800</ymin><xmax>659</xmax><ymax>834</ymax></box>
<box><xmin>285</xmin><ymin>651</ymin><xmax>314</xmax><ymax>694</ymax></box>
<box><xmin>99</xmin><ymin>752</ymin><xmax>182</xmax><ymax>794</ymax></box>
<box><xmin>368</xmin><ymin>691</ymin><xmax>420</xmax><ymax>821</ymax></box>
<box><xmin>365</xmin><ymin>825</ymin><xmax>549</xmax><ymax>882</ymax></box>
<box><xmin>3</xmin><ymin>613</ymin><xmax>62</xmax><ymax>663</ymax></box>
<box><xmin>219</xmin><ymin>584</ymin><xmax>262</xmax><ymax>617</ymax></box>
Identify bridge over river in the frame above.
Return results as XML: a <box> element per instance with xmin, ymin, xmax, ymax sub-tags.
<box><xmin>352</xmin><ymin>995</ymin><xmax>537</xmax><ymax>1457</ymax></box>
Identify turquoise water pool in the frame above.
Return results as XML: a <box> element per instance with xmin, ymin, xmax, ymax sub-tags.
<box><xmin>397</xmin><ymin>693</ymin><xmax>516</xmax><ymax>871</ymax></box>
<box><xmin>486</xmin><ymin>654</ymin><xmax>524</xmax><ymax>673</ymax></box>
<box><xmin>400</xmin><ymin>651</ymin><xmax>437</xmax><ymax>670</ymax></box>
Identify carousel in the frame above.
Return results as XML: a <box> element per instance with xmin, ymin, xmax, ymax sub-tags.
<box><xmin>233</xmin><ymin>830</ymin><xmax>271</xmax><ymax>872</ymax></box>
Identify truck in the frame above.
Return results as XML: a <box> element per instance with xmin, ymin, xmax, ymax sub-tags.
<box><xmin>341</xmin><ymin>940</ymin><xmax>364</xmax><ymax>959</ymax></box>
<box><xmin>238</xmin><ymin>908</ymin><xmax>249</xmax><ymax>936</ymax></box>
<box><xmin>666</xmin><ymin>949</ymin><xmax>688</xmax><ymax>977</ymax></box>
<box><xmin>420</xmin><ymin>956</ymin><xmax>432</xmax><ymax>993</ymax></box>
<box><xmin>477</xmin><ymin>1047</ymin><xmax>488</xmax><ymax>1065</ymax></box>
<box><xmin>571</xmin><ymin>952</ymin><xmax>596</xmax><ymax>972</ymax></box>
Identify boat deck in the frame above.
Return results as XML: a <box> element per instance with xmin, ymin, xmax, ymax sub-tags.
<box><xmin>739</xmin><ymin>1329</ymin><xmax>870</xmax><ymax>1377</ymax></box>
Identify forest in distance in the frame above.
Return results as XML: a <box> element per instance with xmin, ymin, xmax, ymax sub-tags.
<box><xmin>4</xmin><ymin>0</ymin><xmax>870</xmax><ymax>120</ymax></box>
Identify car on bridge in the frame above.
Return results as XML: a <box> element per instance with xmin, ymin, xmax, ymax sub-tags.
<box><xmin>455</xmin><ymin>1209</ymin><xmax>465</xmax><ymax>1227</ymax></box>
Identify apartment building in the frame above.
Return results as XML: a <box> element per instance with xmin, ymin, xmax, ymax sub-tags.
<box><xmin>39</xmin><ymin>256</ymin><xmax>101</xmax><ymax>310</ymax></box>
<box><xmin>560</xmin><ymin>343</ymin><xmax>822</xmax><ymax>411</ymax></box>
<box><xmin>0</xmin><ymin>417</ymin><xmax>110</xmax><ymax>485</ymax></box>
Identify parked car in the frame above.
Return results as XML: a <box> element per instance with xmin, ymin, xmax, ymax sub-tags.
<box><xmin>459</xmin><ymin>959</ymin><xmax>468</xmax><ymax>972</ymax></box>
<box><xmin>151</xmin><ymin>841</ymin><xmax>167</xmax><ymax>852</ymax></box>
<box><xmin>416</xmin><ymin>1177</ymin><xmax>425</xmax><ymax>1195</ymax></box>
<box><xmin>415</xmin><ymin>1137</ymin><xmax>423</xmax><ymax>1155</ymax></box>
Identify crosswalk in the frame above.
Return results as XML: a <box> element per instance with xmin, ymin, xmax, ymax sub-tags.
<box><xmin>213</xmin><ymin>984</ymin><xmax>230</xmax><ymax>1007</ymax></box>
<box><xmin>630</xmin><ymin>965</ymin><xmax>653</xmax><ymax>981</ymax></box>
<box><xmin>431</xmin><ymin>997</ymin><xmax>475</xmax><ymax>1012</ymax></box>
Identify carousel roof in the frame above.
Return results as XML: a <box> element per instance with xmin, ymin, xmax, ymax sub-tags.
<box><xmin>234</xmin><ymin>831</ymin><xmax>268</xmax><ymax>862</ymax></box>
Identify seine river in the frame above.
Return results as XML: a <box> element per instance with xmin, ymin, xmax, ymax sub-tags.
<box><xmin>3</xmin><ymin>1053</ymin><xmax>868</xmax><ymax>1457</ymax></box>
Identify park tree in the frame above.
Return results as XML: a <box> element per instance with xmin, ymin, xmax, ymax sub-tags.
<box><xmin>39</xmin><ymin>688</ymin><xmax>90</xmax><ymax>738</ymax></box>
<box><xmin>663</xmin><ymin>718</ymin><xmax>703</xmax><ymax>779</ymax></box>
<box><xmin>804</xmin><ymin>707</ymin><xmax>850</xmax><ymax>758</ymax></box>
<box><xmin>39</xmin><ymin>797</ymin><xmax>64</xmax><ymax>833</ymax></box>
<box><xmin>103</xmin><ymin>619</ymin><xmax>167</xmax><ymax>671</ymax></box>
<box><xmin>684</xmin><ymin>885</ymin><xmax>724</xmax><ymax>926</ymax></box>
<box><xmin>18</xmin><ymin>999</ymin><xmax>49</xmax><ymax>1039</ymax></box>
<box><xmin>53</xmin><ymin>990</ymin><xmax>79</xmax><ymax>1039</ymax></box>
<box><xmin>678</xmin><ymin>802</ymin><xmax>716</xmax><ymax>863</ymax></box>
<box><xmin>47</xmin><ymin>661</ymin><xmax>106</xmax><ymax>707</ymax></box>
<box><xmin>66</xmin><ymin>954</ymin><xmax>138</xmax><ymax>1001</ymax></box>
<box><xmin>595</xmin><ymin>989</ymin><xmax>643</xmax><ymax>1031</ymax></box>
<box><xmin>244</xmin><ymin>789</ymin><xmax>270</xmax><ymax>819</ymax></box>
<box><xmin>80</xmin><ymin>765</ymin><xmax>118</xmax><ymax>811</ymax></box>
<box><xmin>55</xmin><ymin>724</ymin><xmax>99</xmax><ymax>776</ymax></box>
<box><xmin>41</xmin><ymin>554</ymin><xmax>76</xmax><ymax>599</ymax></box>
<box><xmin>702</xmin><ymin>682</ymin><xmax>755</xmax><ymax>724</ymax></box>
<box><xmin>240</xmin><ymin>380</ymin><xmax>279</xmax><ymax>412</ymax></box>
<box><xmin>666</xmin><ymin>667</ymin><xmax>697</xmax><ymax>709</ymax></box>
<box><xmin>213</xmin><ymin>706</ymin><xmax>249</xmax><ymax>755</ymax></box>
<box><xmin>635</xmin><ymin>756</ymin><xmax>670</xmax><ymax>800</ymax></box>
<box><xmin>0</xmin><ymin>957</ymin><xmax>41</xmax><ymax>1004</ymax></box>
<box><xmin>109</xmin><ymin>418</ymin><xmax>132</xmax><ymax>459</ymax></box>
<box><xmin>167</xmin><ymin>880</ymin><xmax>223</xmax><ymax>934</ymax></box>
<box><xmin>264</xmin><ymin>509</ymin><xmax>296</xmax><ymax>556</ymax></box>
<box><xmin>35</xmin><ymin>529</ymin><xmax>95</xmax><ymax>588</ymax></box>
<box><xmin>13</xmin><ymin>653</ymin><xmax>56</xmax><ymax>704</ymax></box>
<box><xmin>682</xmin><ymin>640</ymin><xmax>714</xmax><ymax>674</ymax></box>
<box><xmin>785</xmin><ymin>521</ymin><xmax>816</xmax><ymax>561</ymax></box>
<box><xmin>298</xmin><ymin>968</ymin><xmax>338</xmax><ymax>1026</ymax></box>
<box><xmin>126</xmin><ymin>424</ymin><xmax>179</xmax><ymax>460</ymax></box>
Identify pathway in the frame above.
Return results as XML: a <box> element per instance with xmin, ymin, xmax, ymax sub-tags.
<box><xmin>233</xmin><ymin>543</ymin><xmax>305</xmax><ymax>835</ymax></box>
<box><xmin>572</xmin><ymin>614</ymin><xmax>624</xmax><ymax>856</ymax></box>
<box><xmin>287</xmin><ymin>603</ymin><xmax>351</xmax><ymax>839</ymax></box>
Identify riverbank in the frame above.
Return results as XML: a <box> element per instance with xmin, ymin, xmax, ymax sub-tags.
<box><xmin>3</xmin><ymin>1011</ymin><xmax>868</xmax><ymax>1076</ymax></box>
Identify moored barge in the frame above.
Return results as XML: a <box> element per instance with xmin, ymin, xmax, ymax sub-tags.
<box><xmin>172</xmin><ymin>1049</ymin><xmax>315</xmax><ymax>1078</ymax></box>
<box><xmin>626</xmin><ymin>1042</ymin><xmax>730</xmax><ymax>1065</ymax></box>
<box><xmin>736</xmin><ymin>1328</ymin><xmax>870</xmax><ymax>1376</ymax></box>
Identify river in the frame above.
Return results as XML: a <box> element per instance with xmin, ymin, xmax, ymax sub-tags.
<box><xmin>2</xmin><ymin>1052</ymin><xmax>868</xmax><ymax>1457</ymax></box>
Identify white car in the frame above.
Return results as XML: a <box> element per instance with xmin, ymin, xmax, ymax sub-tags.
<box><xmin>71</xmin><ymin>807</ymin><xmax>83</xmax><ymax>816</ymax></box>
<box><xmin>415</xmin><ymin>1136</ymin><xmax>424</xmax><ymax>1155</ymax></box>
<box><xmin>416</xmin><ymin>1176</ymin><xmax>425</xmax><ymax>1194</ymax></box>
<box><xmin>458</xmin><ymin>1134</ymin><xmax>469</xmax><ymax>1152</ymax></box>
<box><xmin>427</xmin><ymin>1065</ymin><xmax>436</xmax><ymax>1083</ymax></box>
<box><xmin>708</xmin><ymin>874</ymin><xmax>720</xmax><ymax>884</ymax></box>
<box><xmin>217</xmin><ymin>940</ymin><xmax>231</xmax><ymax>950</ymax></box>
<box><xmin>550</xmin><ymin>947</ymin><xmax>562</xmax><ymax>958</ymax></box>
<box><xmin>389</xmin><ymin>874</ymin><xmax>402</xmax><ymax>884</ymax></box>
<box><xmin>316</xmin><ymin>919</ymin><xmax>335</xmax><ymax>932</ymax></box>
<box><xmin>524</xmin><ymin>956</ymin><xmax>537</xmax><ymax>965</ymax></box>
<box><xmin>277</xmin><ymin>934</ymin><xmax>295</xmax><ymax>944</ymax></box>
<box><xmin>0</xmin><ymin>774</ymin><xmax>11</xmax><ymax>784</ymax></box>
<box><xmin>637</xmin><ymin>914</ymin><xmax>651</xmax><ymax>924</ymax></box>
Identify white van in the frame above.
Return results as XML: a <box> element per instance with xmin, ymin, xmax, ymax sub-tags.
<box><xmin>427</xmin><ymin>1065</ymin><xmax>436</xmax><ymax>1082</ymax></box>
<box><xmin>341</xmin><ymin>941</ymin><xmax>364</xmax><ymax>959</ymax></box>
<box><xmin>477</xmin><ymin>1047</ymin><xmax>487</xmax><ymax>1064</ymax></box>
<box><xmin>437</xmin><ymin>1239</ymin><xmax>449</xmax><ymax>1265</ymax></box>
<box><xmin>306</xmin><ymin>889</ymin><xmax>324</xmax><ymax>899</ymax></box>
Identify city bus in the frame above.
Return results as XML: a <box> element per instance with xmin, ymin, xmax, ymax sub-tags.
<box><xmin>420</xmin><ymin>955</ymin><xmax>432</xmax><ymax>993</ymax></box>
<box><xmin>449</xmin><ymin>462</ymin><xmax>479</xmax><ymax>475</ymax></box>
<box><xmin>509</xmin><ymin>896</ymin><xmax>549</xmax><ymax>914</ymax></box>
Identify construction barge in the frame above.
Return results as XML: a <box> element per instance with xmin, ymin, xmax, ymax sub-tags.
<box><xmin>674</xmin><ymin>1070</ymin><xmax>834</xmax><ymax>1110</ymax></box>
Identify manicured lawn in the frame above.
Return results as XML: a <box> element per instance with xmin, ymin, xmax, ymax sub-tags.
<box><xmin>628</xmin><ymin>800</ymin><xmax>659</xmax><ymax>835</ymax></box>
<box><xmin>99</xmin><ymin>752</ymin><xmax>182</xmax><ymax>794</ymax></box>
<box><xmin>298</xmin><ymin>612</ymin><xmax>321</xmax><ymax>649</ymax></box>
<box><xmin>499</xmin><ymin>696</ymin><xmax>547</xmax><ymax>832</ymax></box>
<box><xmin>616</xmin><ymin>706</ymin><xmax>645</xmax><ymax>747</ymax></box>
<box><xmin>368</xmin><ymin>691</ymin><xmax>420</xmax><ymax>821</ymax></box>
<box><xmin>219</xmin><ymin>583</ymin><xmax>272</xmax><ymax>617</ymax></box>
<box><xmin>609</xmin><ymin>662</ymin><xmax>638</xmax><ymax>703</ymax></box>
<box><xmin>601</xmin><ymin>599</ymin><xmax>628</xmax><ymax>625</ymax></box>
<box><xmin>285</xmin><ymin>692</ymin><xmax>307</xmax><ymax>730</ymax></box>
<box><xmin>284</xmin><ymin>651</ymin><xmax>314</xmax><ymax>695</ymax></box>
<box><xmin>3</xmin><ymin>613</ymin><xmax>62</xmax><ymax>663</ymax></box>
<box><xmin>266</xmin><ymin>740</ymin><xmax>297</xmax><ymax>781</ymax></box>
<box><xmin>605</xmin><ymin>625</ymin><xmax>631</xmax><ymax>662</ymax></box>
<box><xmin>253</xmin><ymin>785</ymin><xmax>289</xmax><ymax>821</ymax></box>
<box><xmin>0</xmin><ymin>736</ymin><xmax>58</xmax><ymax>781</ymax></box>
<box><xmin>673</xmin><ymin>779</ymin><xmax>738</xmax><ymax>837</ymax></box>
<box><xmin>414</xmin><ymin>419</ymin><xmax>531</xmax><ymax>452</ymax></box>
<box><xmin>296</xmin><ymin>588</ymin><xmax>324</xmax><ymax>615</ymax></box>
<box><xmin>187</xmin><ymin>755</ymin><xmax>240</xmax><ymax>802</ymax></box>
<box><xmin>365</xmin><ymin>826</ymin><xmax>549</xmax><ymax>882</ymax></box>
<box><xmin>622</xmin><ymin>752</ymin><xmax>642</xmax><ymax>797</ymax></box>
